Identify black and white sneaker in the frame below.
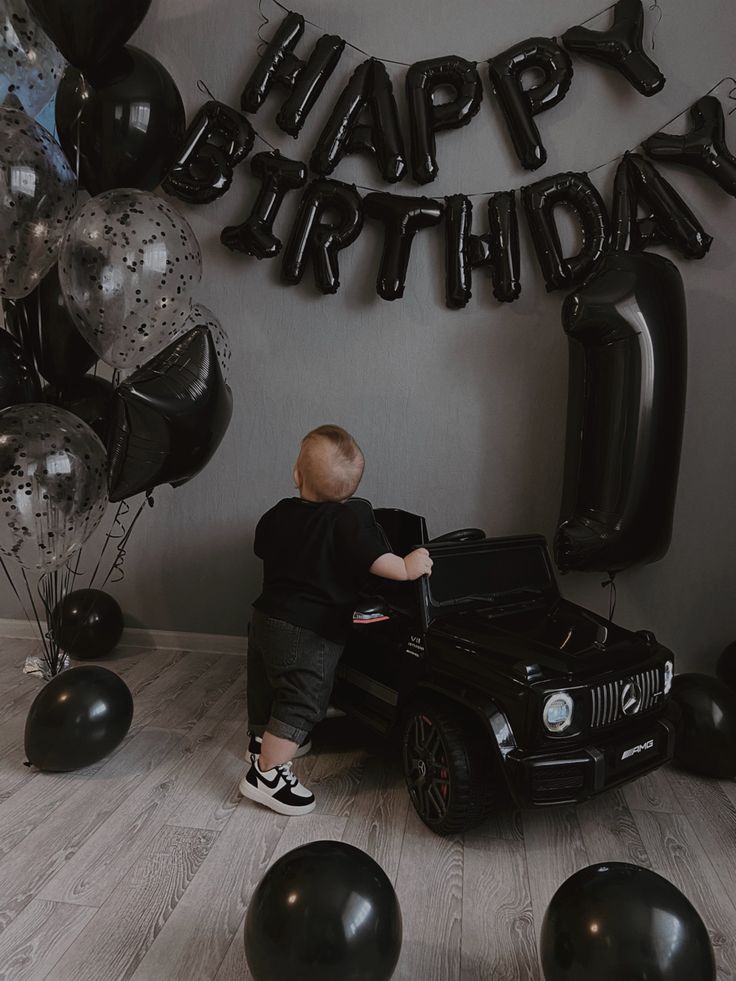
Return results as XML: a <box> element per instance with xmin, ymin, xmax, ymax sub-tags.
<box><xmin>239</xmin><ymin>759</ymin><xmax>316</xmax><ymax>816</ymax></box>
<box><xmin>247</xmin><ymin>731</ymin><xmax>312</xmax><ymax>760</ymax></box>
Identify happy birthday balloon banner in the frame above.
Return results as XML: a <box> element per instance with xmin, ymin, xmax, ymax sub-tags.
<box><xmin>166</xmin><ymin>1</ymin><xmax>734</xmax><ymax>302</ymax></box>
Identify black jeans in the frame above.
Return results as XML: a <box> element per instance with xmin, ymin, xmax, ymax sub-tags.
<box><xmin>247</xmin><ymin>608</ymin><xmax>344</xmax><ymax>744</ymax></box>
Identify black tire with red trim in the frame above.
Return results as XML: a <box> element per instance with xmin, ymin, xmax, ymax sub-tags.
<box><xmin>401</xmin><ymin>700</ymin><xmax>503</xmax><ymax>835</ymax></box>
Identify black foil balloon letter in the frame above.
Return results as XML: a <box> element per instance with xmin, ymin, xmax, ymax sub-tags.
<box><xmin>540</xmin><ymin>863</ymin><xmax>715</xmax><ymax>981</ymax></box>
<box><xmin>2</xmin><ymin>266</ymin><xmax>97</xmax><ymax>387</ymax></box>
<box><xmin>0</xmin><ymin>329</ymin><xmax>39</xmax><ymax>410</ymax></box>
<box><xmin>610</xmin><ymin>152</ymin><xmax>713</xmax><ymax>258</ymax></box>
<box><xmin>406</xmin><ymin>56</ymin><xmax>482</xmax><ymax>184</ymax></box>
<box><xmin>310</xmin><ymin>59</ymin><xmax>406</xmax><ymax>183</ymax></box>
<box><xmin>282</xmin><ymin>179</ymin><xmax>363</xmax><ymax>294</ymax></box>
<box><xmin>163</xmin><ymin>101</ymin><xmax>255</xmax><ymax>205</ymax></box>
<box><xmin>555</xmin><ymin>252</ymin><xmax>687</xmax><ymax>574</ymax></box>
<box><xmin>26</xmin><ymin>0</ymin><xmax>151</xmax><ymax>73</ymax></box>
<box><xmin>487</xmin><ymin>192</ymin><xmax>522</xmax><ymax>303</ymax></box>
<box><xmin>107</xmin><ymin>327</ymin><xmax>233</xmax><ymax>503</ymax></box>
<box><xmin>521</xmin><ymin>172</ymin><xmax>609</xmax><ymax>291</ymax></box>
<box><xmin>25</xmin><ymin>666</ymin><xmax>134</xmax><ymax>772</ymax></box>
<box><xmin>364</xmin><ymin>192</ymin><xmax>444</xmax><ymax>301</ymax></box>
<box><xmin>444</xmin><ymin>194</ymin><xmax>476</xmax><ymax>308</ymax></box>
<box><xmin>444</xmin><ymin>192</ymin><xmax>520</xmax><ymax>308</ymax></box>
<box><xmin>489</xmin><ymin>38</ymin><xmax>573</xmax><ymax>170</ymax></box>
<box><xmin>245</xmin><ymin>841</ymin><xmax>402</xmax><ymax>981</ymax></box>
<box><xmin>240</xmin><ymin>11</ymin><xmax>344</xmax><ymax>138</ymax></box>
<box><xmin>671</xmin><ymin>674</ymin><xmax>736</xmax><ymax>778</ymax></box>
<box><xmin>562</xmin><ymin>0</ymin><xmax>665</xmax><ymax>97</ymax></box>
<box><xmin>55</xmin><ymin>46</ymin><xmax>186</xmax><ymax>196</ymax></box>
<box><xmin>643</xmin><ymin>95</ymin><xmax>736</xmax><ymax>199</ymax></box>
<box><xmin>221</xmin><ymin>151</ymin><xmax>308</xmax><ymax>259</ymax></box>
<box><xmin>52</xmin><ymin>589</ymin><xmax>124</xmax><ymax>659</ymax></box>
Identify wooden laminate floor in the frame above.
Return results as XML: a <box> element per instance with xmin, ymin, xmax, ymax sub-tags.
<box><xmin>1</xmin><ymin>638</ymin><xmax>735</xmax><ymax>980</ymax></box>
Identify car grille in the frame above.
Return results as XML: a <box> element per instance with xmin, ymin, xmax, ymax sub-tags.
<box><xmin>590</xmin><ymin>667</ymin><xmax>662</xmax><ymax>728</ymax></box>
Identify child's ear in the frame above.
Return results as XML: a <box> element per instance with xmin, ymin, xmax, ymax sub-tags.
<box><xmin>293</xmin><ymin>465</ymin><xmax>301</xmax><ymax>490</ymax></box>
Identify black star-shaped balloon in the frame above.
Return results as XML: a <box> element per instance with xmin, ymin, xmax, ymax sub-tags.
<box><xmin>107</xmin><ymin>326</ymin><xmax>233</xmax><ymax>502</ymax></box>
<box><xmin>643</xmin><ymin>95</ymin><xmax>736</xmax><ymax>199</ymax></box>
<box><xmin>562</xmin><ymin>0</ymin><xmax>665</xmax><ymax>97</ymax></box>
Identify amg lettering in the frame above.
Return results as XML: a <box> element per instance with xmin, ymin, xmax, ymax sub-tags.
<box><xmin>621</xmin><ymin>738</ymin><xmax>654</xmax><ymax>761</ymax></box>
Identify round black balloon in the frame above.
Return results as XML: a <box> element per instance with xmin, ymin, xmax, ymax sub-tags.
<box><xmin>24</xmin><ymin>665</ymin><xmax>133</xmax><ymax>771</ymax></box>
<box><xmin>540</xmin><ymin>862</ymin><xmax>715</xmax><ymax>981</ymax></box>
<box><xmin>244</xmin><ymin>840</ymin><xmax>402</xmax><ymax>981</ymax></box>
<box><xmin>716</xmin><ymin>642</ymin><xmax>736</xmax><ymax>692</ymax></box>
<box><xmin>0</xmin><ymin>329</ymin><xmax>39</xmax><ymax>410</ymax></box>
<box><xmin>44</xmin><ymin>375</ymin><xmax>115</xmax><ymax>446</ymax></box>
<box><xmin>3</xmin><ymin>265</ymin><xmax>97</xmax><ymax>387</ymax></box>
<box><xmin>56</xmin><ymin>45</ymin><xmax>185</xmax><ymax>195</ymax></box>
<box><xmin>51</xmin><ymin>588</ymin><xmax>124</xmax><ymax>659</ymax></box>
<box><xmin>26</xmin><ymin>0</ymin><xmax>152</xmax><ymax>73</ymax></box>
<box><xmin>671</xmin><ymin>673</ymin><xmax>736</xmax><ymax>778</ymax></box>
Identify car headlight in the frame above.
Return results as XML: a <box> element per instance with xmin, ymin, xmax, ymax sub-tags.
<box><xmin>543</xmin><ymin>691</ymin><xmax>574</xmax><ymax>733</ymax></box>
<box><xmin>663</xmin><ymin>660</ymin><xmax>674</xmax><ymax>695</ymax></box>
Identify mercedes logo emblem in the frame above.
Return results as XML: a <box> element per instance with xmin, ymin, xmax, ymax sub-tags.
<box><xmin>621</xmin><ymin>680</ymin><xmax>642</xmax><ymax>716</ymax></box>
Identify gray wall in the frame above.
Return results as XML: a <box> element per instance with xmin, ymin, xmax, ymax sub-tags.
<box><xmin>3</xmin><ymin>0</ymin><xmax>735</xmax><ymax>672</ymax></box>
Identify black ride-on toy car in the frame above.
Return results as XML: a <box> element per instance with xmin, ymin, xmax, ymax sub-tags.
<box><xmin>332</xmin><ymin>504</ymin><xmax>677</xmax><ymax>836</ymax></box>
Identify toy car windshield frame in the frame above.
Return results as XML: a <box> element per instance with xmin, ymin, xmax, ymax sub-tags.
<box><xmin>419</xmin><ymin>534</ymin><xmax>559</xmax><ymax>630</ymax></box>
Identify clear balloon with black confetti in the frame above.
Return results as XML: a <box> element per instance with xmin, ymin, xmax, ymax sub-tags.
<box><xmin>0</xmin><ymin>403</ymin><xmax>108</xmax><ymax>571</ymax></box>
<box><xmin>58</xmin><ymin>188</ymin><xmax>203</xmax><ymax>369</ymax></box>
<box><xmin>0</xmin><ymin>107</ymin><xmax>77</xmax><ymax>299</ymax></box>
<box><xmin>0</xmin><ymin>0</ymin><xmax>65</xmax><ymax>117</ymax></box>
<box><xmin>182</xmin><ymin>303</ymin><xmax>232</xmax><ymax>381</ymax></box>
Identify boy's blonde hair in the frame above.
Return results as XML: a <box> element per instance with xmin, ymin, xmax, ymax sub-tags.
<box><xmin>298</xmin><ymin>425</ymin><xmax>365</xmax><ymax>502</ymax></box>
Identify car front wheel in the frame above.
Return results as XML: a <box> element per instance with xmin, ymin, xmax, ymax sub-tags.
<box><xmin>401</xmin><ymin>701</ymin><xmax>504</xmax><ymax>835</ymax></box>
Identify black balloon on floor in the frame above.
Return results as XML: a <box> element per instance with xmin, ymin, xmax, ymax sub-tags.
<box><xmin>540</xmin><ymin>862</ymin><xmax>715</xmax><ymax>981</ymax></box>
<box><xmin>25</xmin><ymin>666</ymin><xmax>134</xmax><ymax>771</ymax></box>
<box><xmin>716</xmin><ymin>642</ymin><xmax>736</xmax><ymax>692</ymax></box>
<box><xmin>56</xmin><ymin>45</ymin><xmax>185</xmax><ymax>195</ymax></box>
<box><xmin>0</xmin><ymin>329</ymin><xmax>39</xmax><ymax>411</ymax></box>
<box><xmin>244</xmin><ymin>840</ymin><xmax>402</xmax><ymax>981</ymax></box>
<box><xmin>671</xmin><ymin>673</ymin><xmax>736</xmax><ymax>778</ymax></box>
<box><xmin>107</xmin><ymin>326</ymin><xmax>233</xmax><ymax>502</ymax></box>
<box><xmin>51</xmin><ymin>589</ymin><xmax>124</xmax><ymax>659</ymax></box>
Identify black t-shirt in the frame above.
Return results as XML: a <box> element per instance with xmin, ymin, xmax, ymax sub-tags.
<box><xmin>253</xmin><ymin>498</ymin><xmax>389</xmax><ymax>643</ymax></box>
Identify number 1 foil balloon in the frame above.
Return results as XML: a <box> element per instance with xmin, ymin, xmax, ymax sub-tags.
<box><xmin>0</xmin><ymin>403</ymin><xmax>108</xmax><ymax>571</ymax></box>
<box><xmin>58</xmin><ymin>189</ymin><xmax>202</xmax><ymax>370</ymax></box>
<box><xmin>0</xmin><ymin>108</ymin><xmax>77</xmax><ymax>299</ymax></box>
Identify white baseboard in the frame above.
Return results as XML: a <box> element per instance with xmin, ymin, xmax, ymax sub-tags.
<box><xmin>0</xmin><ymin>618</ymin><xmax>246</xmax><ymax>656</ymax></box>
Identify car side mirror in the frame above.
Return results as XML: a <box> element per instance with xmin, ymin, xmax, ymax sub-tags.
<box><xmin>353</xmin><ymin>596</ymin><xmax>391</xmax><ymax>625</ymax></box>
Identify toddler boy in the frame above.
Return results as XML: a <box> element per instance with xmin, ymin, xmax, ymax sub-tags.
<box><xmin>239</xmin><ymin>425</ymin><xmax>432</xmax><ymax>815</ymax></box>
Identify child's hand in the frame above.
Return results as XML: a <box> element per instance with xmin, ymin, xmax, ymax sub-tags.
<box><xmin>405</xmin><ymin>548</ymin><xmax>433</xmax><ymax>580</ymax></box>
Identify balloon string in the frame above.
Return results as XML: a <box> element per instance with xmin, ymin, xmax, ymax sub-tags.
<box><xmin>728</xmin><ymin>81</ymin><xmax>736</xmax><ymax>115</ymax></box>
<box><xmin>261</xmin><ymin>0</ymin><xmax>622</xmax><ymax>68</ymax></box>
<box><xmin>88</xmin><ymin>501</ymin><xmax>128</xmax><ymax>589</ymax></box>
<box><xmin>196</xmin><ymin>79</ymin><xmax>217</xmax><ymax>101</ymax></box>
<box><xmin>649</xmin><ymin>1</ymin><xmax>663</xmax><ymax>51</ymax></box>
<box><xmin>100</xmin><ymin>493</ymin><xmax>154</xmax><ymax>589</ymax></box>
<box><xmin>601</xmin><ymin>574</ymin><xmax>618</xmax><ymax>622</ymax></box>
